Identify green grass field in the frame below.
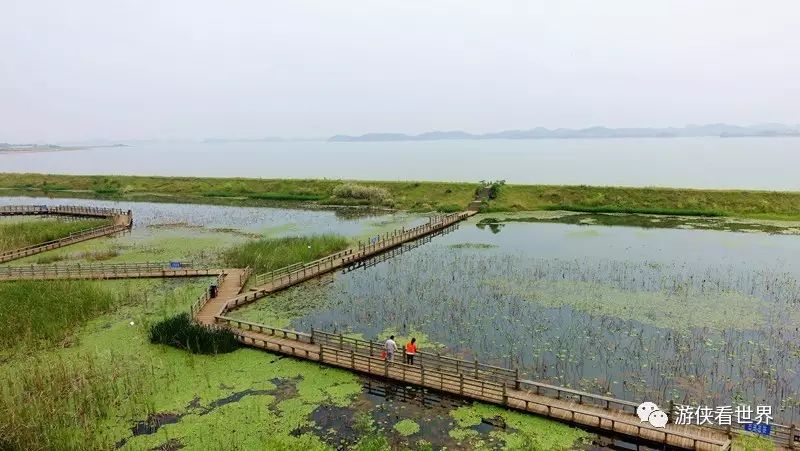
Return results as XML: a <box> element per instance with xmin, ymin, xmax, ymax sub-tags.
<box><xmin>1</xmin><ymin>172</ymin><xmax>799</xmax><ymax>219</ymax></box>
<box><xmin>0</xmin><ymin>217</ymin><xmax>108</xmax><ymax>253</ymax></box>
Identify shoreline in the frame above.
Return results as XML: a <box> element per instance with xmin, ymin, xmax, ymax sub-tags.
<box><xmin>0</xmin><ymin>172</ymin><xmax>799</xmax><ymax>220</ymax></box>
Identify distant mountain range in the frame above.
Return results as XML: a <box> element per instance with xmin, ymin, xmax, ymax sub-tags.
<box><xmin>329</xmin><ymin>123</ymin><xmax>800</xmax><ymax>142</ymax></box>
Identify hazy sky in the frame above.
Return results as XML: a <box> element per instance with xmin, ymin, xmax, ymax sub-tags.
<box><xmin>2</xmin><ymin>1</ymin><xmax>799</xmax><ymax>142</ymax></box>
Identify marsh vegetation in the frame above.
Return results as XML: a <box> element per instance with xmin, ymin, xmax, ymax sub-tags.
<box><xmin>1</xmin><ymin>196</ymin><xmax>796</xmax><ymax>449</ymax></box>
<box><xmin>235</xmin><ymin>220</ymin><xmax>800</xmax><ymax>425</ymax></box>
<box><xmin>5</xmin><ymin>173</ymin><xmax>800</xmax><ymax>218</ymax></box>
<box><xmin>222</xmin><ymin>234</ymin><xmax>350</xmax><ymax>274</ymax></box>
<box><xmin>0</xmin><ymin>217</ymin><xmax>107</xmax><ymax>252</ymax></box>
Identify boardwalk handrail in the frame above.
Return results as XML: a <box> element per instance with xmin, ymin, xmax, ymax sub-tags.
<box><xmin>216</xmin><ymin>320</ymin><xmax>795</xmax><ymax>449</ymax></box>
<box><xmin>216</xmin><ymin>316</ymin><xmax>313</xmax><ymax>342</ymax></box>
<box><xmin>189</xmin><ymin>272</ymin><xmax>228</xmax><ymax>318</ymax></box>
<box><xmin>0</xmin><ymin>261</ymin><xmax>219</xmax><ymax>279</ymax></box>
<box><xmin>311</xmin><ymin>329</ymin><xmax>518</xmax><ymax>384</ymax></box>
<box><xmin>0</xmin><ymin>223</ymin><xmax>129</xmax><ymax>263</ymax></box>
<box><xmin>0</xmin><ymin>224</ymin><xmax>125</xmax><ymax>256</ymax></box>
<box><xmin>231</xmin><ymin>326</ymin><xmax>731</xmax><ymax>450</ymax></box>
<box><xmin>517</xmin><ymin>379</ymin><xmax>639</xmax><ymax>412</ymax></box>
<box><xmin>248</xmin><ymin>212</ymin><xmax>468</xmax><ymax>290</ymax></box>
<box><xmin>0</xmin><ymin>205</ymin><xmax>127</xmax><ymax>217</ymax></box>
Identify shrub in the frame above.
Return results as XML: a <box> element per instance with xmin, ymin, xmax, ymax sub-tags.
<box><xmin>248</xmin><ymin>192</ymin><xmax>324</xmax><ymax>201</ymax></box>
<box><xmin>435</xmin><ymin>204</ymin><xmax>462</xmax><ymax>213</ymax></box>
<box><xmin>476</xmin><ymin>180</ymin><xmax>505</xmax><ymax>200</ymax></box>
<box><xmin>331</xmin><ymin>183</ymin><xmax>393</xmax><ymax>206</ymax></box>
<box><xmin>148</xmin><ymin>313</ymin><xmax>240</xmax><ymax>354</ymax></box>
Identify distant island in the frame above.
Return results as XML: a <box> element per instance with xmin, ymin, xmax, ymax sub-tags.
<box><xmin>329</xmin><ymin>123</ymin><xmax>800</xmax><ymax>142</ymax></box>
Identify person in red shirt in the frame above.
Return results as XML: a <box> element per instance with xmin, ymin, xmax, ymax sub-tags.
<box><xmin>405</xmin><ymin>337</ymin><xmax>417</xmax><ymax>364</ymax></box>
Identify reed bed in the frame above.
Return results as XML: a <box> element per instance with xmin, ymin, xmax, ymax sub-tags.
<box><xmin>0</xmin><ymin>218</ymin><xmax>107</xmax><ymax>252</ymax></box>
<box><xmin>222</xmin><ymin>234</ymin><xmax>349</xmax><ymax>274</ymax></box>
<box><xmin>0</xmin><ymin>281</ymin><xmax>136</xmax><ymax>350</ymax></box>
<box><xmin>149</xmin><ymin>313</ymin><xmax>239</xmax><ymax>354</ymax></box>
<box><xmin>276</xmin><ymin>249</ymin><xmax>800</xmax><ymax>424</ymax></box>
<box><xmin>0</xmin><ymin>353</ymin><xmax>154</xmax><ymax>451</ymax></box>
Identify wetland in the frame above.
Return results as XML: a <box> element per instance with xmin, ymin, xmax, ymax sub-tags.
<box><xmin>1</xmin><ymin>195</ymin><xmax>797</xmax><ymax>450</ymax></box>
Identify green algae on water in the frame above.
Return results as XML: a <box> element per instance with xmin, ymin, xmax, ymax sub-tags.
<box><xmin>392</xmin><ymin>419</ymin><xmax>420</xmax><ymax>437</ymax></box>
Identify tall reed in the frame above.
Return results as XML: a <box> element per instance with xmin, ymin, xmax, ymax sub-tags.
<box><xmin>222</xmin><ymin>234</ymin><xmax>349</xmax><ymax>273</ymax></box>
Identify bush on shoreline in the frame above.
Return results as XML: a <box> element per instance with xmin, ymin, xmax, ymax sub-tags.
<box><xmin>330</xmin><ymin>183</ymin><xmax>394</xmax><ymax>207</ymax></box>
<box><xmin>148</xmin><ymin>313</ymin><xmax>240</xmax><ymax>354</ymax></box>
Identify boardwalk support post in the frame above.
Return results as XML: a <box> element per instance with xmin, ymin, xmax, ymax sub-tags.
<box><xmin>502</xmin><ymin>383</ymin><xmax>508</xmax><ymax>405</ymax></box>
<box><xmin>515</xmin><ymin>367</ymin><xmax>520</xmax><ymax>390</ymax></box>
<box><xmin>310</xmin><ymin>327</ymin><xmax>315</xmax><ymax>345</ymax></box>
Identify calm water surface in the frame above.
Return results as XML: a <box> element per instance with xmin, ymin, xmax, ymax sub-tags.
<box><xmin>238</xmin><ymin>219</ymin><xmax>800</xmax><ymax>423</ymax></box>
<box><xmin>0</xmin><ymin>196</ymin><xmax>425</xmax><ymax>238</ymax></box>
<box><xmin>2</xmin><ymin>137</ymin><xmax>799</xmax><ymax>190</ymax></box>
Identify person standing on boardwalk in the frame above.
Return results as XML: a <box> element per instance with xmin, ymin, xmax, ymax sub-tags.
<box><xmin>385</xmin><ymin>335</ymin><xmax>398</xmax><ymax>362</ymax></box>
<box><xmin>405</xmin><ymin>337</ymin><xmax>417</xmax><ymax>364</ymax></box>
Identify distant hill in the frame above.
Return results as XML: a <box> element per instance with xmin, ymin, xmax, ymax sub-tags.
<box><xmin>329</xmin><ymin>124</ymin><xmax>800</xmax><ymax>142</ymax></box>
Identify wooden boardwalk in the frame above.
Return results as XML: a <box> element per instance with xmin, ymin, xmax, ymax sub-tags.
<box><xmin>221</xmin><ymin>212</ymin><xmax>475</xmax><ymax>312</ymax></box>
<box><xmin>187</xmin><ymin>209</ymin><xmax>749</xmax><ymax>450</ymax></box>
<box><xmin>214</xmin><ymin>317</ymin><xmax>735</xmax><ymax>451</ymax></box>
<box><xmin>0</xmin><ymin>205</ymin><xmax>133</xmax><ymax>263</ymax></box>
<box><xmin>0</xmin><ymin>262</ymin><xmax>229</xmax><ymax>281</ymax></box>
<box><xmin>193</xmin><ymin>268</ymin><xmax>248</xmax><ymax>324</ymax></box>
<box><xmin>2</xmin><ymin>204</ymin><xmax>788</xmax><ymax>449</ymax></box>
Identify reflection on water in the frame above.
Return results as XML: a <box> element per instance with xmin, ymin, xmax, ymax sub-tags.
<box><xmin>0</xmin><ymin>196</ymin><xmax>418</xmax><ymax>238</ymax></box>
<box><xmin>286</xmin><ymin>221</ymin><xmax>800</xmax><ymax>424</ymax></box>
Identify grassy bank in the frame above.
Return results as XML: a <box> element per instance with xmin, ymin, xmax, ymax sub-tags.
<box><xmin>2</xmin><ymin>173</ymin><xmax>800</xmax><ymax>219</ymax></box>
<box><xmin>0</xmin><ymin>218</ymin><xmax>107</xmax><ymax>252</ymax></box>
<box><xmin>222</xmin><ymin>234</ymin><xmax>350</xmax><ymax>274</ymax></box>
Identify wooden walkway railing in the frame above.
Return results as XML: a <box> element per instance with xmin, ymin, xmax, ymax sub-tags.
<box><xmin>0</xmin><ymin>205</ymin><xmax>128</xmax><ymax>218</ymax></box>
<box><xmin>0</xmin><ymin>261</ymin><xmax>225</xmax><ymax>281</ymax></box>
<box><xmin>0</xmin><ymin>204</ymin><xmax>134</xmax><ymax>264</ymax></box>
<box><xmin>0</xmin><ymin>224</ymin><xmax>130</xmax><ymax>264</ymax></box>
<box><xmin>213</xmin><ymin>317</ymin><xmax>738</xmax><ymax>450</ymax></box>
<box><xmin>224</xmin><ymin>212</ymin><xmax>474</xmax><ymax>312</ymax></box>
<box><xmin>189</xmin><ymin>272</ymin><xmax>228</xmax><ymax>317</ymax></box>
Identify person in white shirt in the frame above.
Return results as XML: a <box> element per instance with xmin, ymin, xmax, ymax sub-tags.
<box><xmin>385</xmin><ymin>335</ymin><xmax>398</xmax><ymax>362</ymax></box>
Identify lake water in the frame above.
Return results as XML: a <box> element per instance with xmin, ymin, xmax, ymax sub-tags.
<box><xmin>2</xmin><ymin>137</ymin><xmax>799</xmax><ymax>190</ymax></box>
<box><xmin>235</xmin><ymin>218</ymin><xmax>800</xmax><ymax>423</ymax></box>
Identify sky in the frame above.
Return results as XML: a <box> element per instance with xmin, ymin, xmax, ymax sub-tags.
<box><xmin>1</xmin><ymin>0</ymin><xmax>799</xmax><ymax>142</ymax></box>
